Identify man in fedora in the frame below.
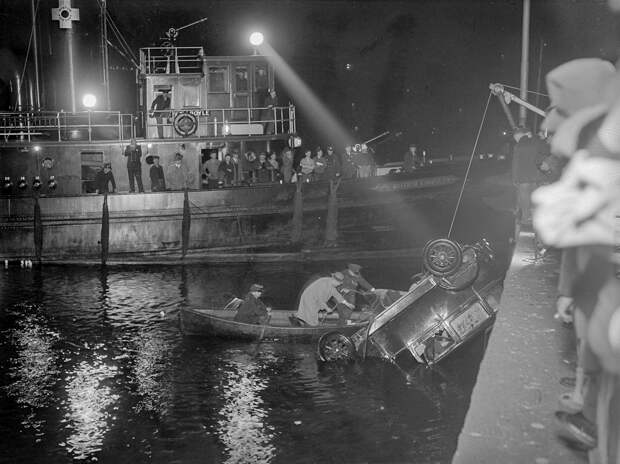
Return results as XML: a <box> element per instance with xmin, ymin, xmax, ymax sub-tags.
<box><xmin>166</xmin><ymin>152</ymin><xmax>192</xmax><ymax>190</ymax></box>
<box><xmin>293</xmin><ymin>272</ymin><xmax>354</xmax><ymax>326</ymax></box>
<box><xmin>338</xmin><ymin>263</ymin><xmax>375</xmax><ymax>307</ymax></box>
<box><xmin>234</xmin><ymin>283</ymin><xmax>271</xmax><ymax>325</ymax></box>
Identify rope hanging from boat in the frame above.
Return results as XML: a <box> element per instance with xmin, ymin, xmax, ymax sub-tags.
<box><xmin>447</xmin><ymin>91</ymin><xmax>492</xmax><ymax>239</ymax></box>
<box><xmin>101</xmin><ymin>193</ymin><xmax>109</xmax><ymax>265</ymax></box>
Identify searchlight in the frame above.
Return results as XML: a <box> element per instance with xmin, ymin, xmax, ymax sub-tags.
<box><xmin>249</xmin><ymin>32</ymin><xmax>264</xmax><ymax>46</ymax></box>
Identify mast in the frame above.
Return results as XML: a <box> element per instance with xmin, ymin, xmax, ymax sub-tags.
<box><xmin>519</xmin><ymin>0</ymin><xmax>530</xmax><ymax>127</ymax></box>
<box><xmin>100</xmin><ymin>0</ymin><xmax>110</xmax><ymax>110</ymax></box>
<box><xmin>31</xmin><ymin>0</ymin><xmax>41</xmax><ymax>110</ymax></box>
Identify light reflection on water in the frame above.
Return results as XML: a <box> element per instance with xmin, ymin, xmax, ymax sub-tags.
<box><xmin>0</xmin><ymin>257</ymin><xmax>504</xmax><ymax>463</ymax></box>
<box><xmin>216</xmin><ymin>353</ymin><xmax>276</xmax><ymax>464</ymax></box>
<box><xmin>61</xmin><ymin>357</ymin><xmax>119</xmax><ymax>460</ymax></box>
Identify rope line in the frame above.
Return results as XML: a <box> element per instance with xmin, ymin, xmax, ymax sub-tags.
<box><xmin>447</xmin><ymin>91</ymin><xmax>492</xmax><ymax>239</ymax></box>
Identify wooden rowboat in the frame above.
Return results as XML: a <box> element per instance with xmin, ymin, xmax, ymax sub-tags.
<box><xmin>179</xmin><ymin>308</ymin><xmax>368</xmax><ymax>343</ymax></box>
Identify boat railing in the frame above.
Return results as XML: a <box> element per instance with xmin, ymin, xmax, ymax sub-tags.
<box><xmin>0</xmin><ymin>111</ymin><xmax>133</xmax><ymax>143</ymax></box>
<box><xmin>140</xmin><ymin>46</ymin><xmax>205</xmax><ymax>74</ymax></box>
<box><xmin>143</xmin><ymin>104</ymin><xmax>297</xmax><ymax>139</ymax></box>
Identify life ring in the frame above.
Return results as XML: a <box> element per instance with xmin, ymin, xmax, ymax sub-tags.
<box><xmin>173</xmin><ymin>112</ymin><xmax>198</xmax><ymax>137</ymax></box>
<box><xmin>422</xmin><ymin>238</ymin><xmax>463</xmax><ymax>277</ymax></box>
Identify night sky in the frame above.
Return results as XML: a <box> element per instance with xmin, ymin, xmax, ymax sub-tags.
<box><xmin>1</xmin><ymin>0</ymin><xmax>619</xmax><ymax>159</ymax></box>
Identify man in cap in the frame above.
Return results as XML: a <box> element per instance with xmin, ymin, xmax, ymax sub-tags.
<box><xmin>403</xmin><ymin>143</ymin><xmax>422</xmax><ymax>173</ymax></box>
<box><xmin>124</xmin><ymin>137</ymin><xmax>144</xmax><ymax>193</ymax></box>
<box><xmin>339</xmin><ymin>263</ymin><xmax>375</xmax><ymax>307</ymax></box>
<box><xmin>293</xmin><ymin>272</ymin><xmax>354</xmax><ymax>326</ymax></box>
<box><xmin>95</xmin><ymin>162</ymin><xmax>116</xmax><ymax>194</ymax></box>
<box><xmin>324</xmin><ymin>145</ymin><xmax>340</xmax><ymax>179</ymax></box>
<box><xmin>234</xmin><ymin>283</ymin><xmax>271</xmax><ymax>325</ymax></box>
<box><xmin>149</xmin><ymin>155</ymin><xmax>165</xmax><ymax>192</ymax></box>
<box><xmin>150</xmin><ymin>90</ymin><xmax>171</xmax><ymax>139</ymax></box>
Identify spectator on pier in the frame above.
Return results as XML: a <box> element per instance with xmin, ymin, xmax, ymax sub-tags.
<box><xmin>267</xmin><ymin>152</ymin><xmax>280</xmax><ymax>182</ymax></box>
<box><xmin>281</xmin><ymin>148</ymin><xmax>294</xmax><ymax>183</ymax></box>
<box><xmin>403</xmin><ymin>143</ymin><xmax>423</xmax><ymax>173</ymax></box>
<box><xmin>511</xmin><ymin>127</ymin><xmax>549</xmax><ymax>225</ymax></box>
<box><xmin>293</xmin><ymin>273</ymin><xmax>355</xmax><ymax>326</ymax></box>
<box><xmin>149</xmin><ymin>155</ymin><xmax>166</xmax><ymax>192</ymax></box>
<box><xmin>533</xmin><ymin>57</ymin><xmax>620</xmax><ymax>460</ymax></box>
<box><xmin>204</xmin><ymin>151</ymin><xmax>221</xmax><ymax>189</ymax></box>
<box><xmin>314</xmin><ymin>147</ymin><xmax>327</xmax><ymax>181</ymax></box>
<box><xmin>166</xmin><ymin>152</ymin><xmax>193</xmax><ymax>190</ymax></box>
<box><xmin>218</xmin><ymin>153</ymin><xmax>235</xmax><ymax>186</ymax></box>
<box><xmin>124</xmin><ymin>138</ymin><xmax>144</xmax><ymax>193</ymax></box>
<box><xmin>299</xmin><ymin>148</ymin><xmax>315</xmax><ymax>182</ymax></box>
<box><xmin>149</xmin><ymin>90</ymin><xmax>171</xmax><ymax>139</ymax></box>
<box><xmin>95</xmin><ymin>162</ymin><xmax>116</xmax><ymax>194</ymax></box>
<box><xmin>234</xmin><ymin>283</ymin><xmax>272</xmax><ymax>325</ymax></box>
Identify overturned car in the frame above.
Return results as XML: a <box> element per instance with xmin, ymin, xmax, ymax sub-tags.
<box><xmin>317</xmin><ymin>238</ymin><xmax>505</xmax><ymax>366</ymax></box>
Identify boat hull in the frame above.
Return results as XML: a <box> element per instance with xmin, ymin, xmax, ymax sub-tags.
<box><xmin>179</xmin><ymin>308</ymin><xmax>367</xmax><ymax>343</ymax></box>
<box><xmin>0</xmin><ymin>162</ymin><xmax>513</xmax><ymax>263</ymax></box>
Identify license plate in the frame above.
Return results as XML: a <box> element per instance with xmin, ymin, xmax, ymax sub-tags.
<box><xmin>450</xmin><ymin>302</ymin><xmax>489</xmax><ymax>338</ymax></box>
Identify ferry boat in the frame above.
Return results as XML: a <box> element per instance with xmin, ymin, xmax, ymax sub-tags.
<box><xmin>0</xmin><ymin>12</ymin><xmax>512</xmax><ymax>264</ymax></box>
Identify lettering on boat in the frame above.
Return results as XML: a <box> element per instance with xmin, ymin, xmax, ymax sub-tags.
<box><xmin>371</xmin><ymin>175</ymin><xmax>458</xmax><ymax>192</ymax></box>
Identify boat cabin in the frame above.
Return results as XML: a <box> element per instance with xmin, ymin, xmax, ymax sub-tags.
<box><xmin>139</xmin><ymin>46</ymin><xmax>295</xmax><ymax>140</ymax></box>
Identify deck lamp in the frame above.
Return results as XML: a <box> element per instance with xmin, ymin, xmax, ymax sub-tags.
<box><xmin>3</xmin><ymin>177</ymin><xmax>13</xmax><ymax>193</ymax></box>
<box><xmin>17</xmin><ymin>176</ymin><xmax>27</xmax><ymax>190</ymax></box>
<box><xmin>249</xmin><ymin>32</ymin><xmax>264</xmax><ymax>47</ymax></box>
<box><xmin>82</xmin><ymin>93</ymin><xmax>97</xmax><ymax>109</ymax></box>
<box><xmin>32</xmin><ymin>176</ymin><xmax>42</xmax><ymax>190</ymax></box>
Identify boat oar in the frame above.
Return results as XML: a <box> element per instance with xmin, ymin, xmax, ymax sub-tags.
<box><xmin>252</xmin><ymin>312</ymin><xmax>271</xmax><ymax>356</ymax></box>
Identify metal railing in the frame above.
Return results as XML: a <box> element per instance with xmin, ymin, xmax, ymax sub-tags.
<box><xmin>140</xmin><ymin>46</ymin><xmax>205</xmax><ymax>74</ymax></box>
<box><xmin>0</xmin><ymin>111</ymin><xmax>133</xmax><ymax>142</ymax></box>
<box><xmin>145</xmin><ymin>104</ymin><xmax>297</xmax><ymax>139</ymax></box>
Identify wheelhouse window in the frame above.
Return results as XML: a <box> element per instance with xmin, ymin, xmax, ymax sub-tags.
<box><xmin>235</xmin><ymin>66</ymin><xmax>249</xmax><ymax>92</ymax></box>
<box><xmin>208</xmin><ymin>66</ymin><xmax>229</xmax><ymax>92</ymax></box>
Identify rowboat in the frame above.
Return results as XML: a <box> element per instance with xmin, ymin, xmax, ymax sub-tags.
<box><xmin>179</xmin><ymin>308</ymin><xmax>368</xmax><ymax>343</ymax></box>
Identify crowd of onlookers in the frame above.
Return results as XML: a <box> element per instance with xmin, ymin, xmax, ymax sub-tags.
<box><xmin>512</xmin><ymin>53</ymin><xmax>620</xmax><ymax>463</ymax></box>
<box><xmin>200</xmin><ymin>144</ymin><xmax>378</xmax><ymax>189</ymax></box>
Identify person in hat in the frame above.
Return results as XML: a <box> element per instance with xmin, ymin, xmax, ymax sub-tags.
<box><xmin>124</xmin><ymin>137</ymin><xmax>144</xmax><ymax>193</ymax></box>
<box><xmin>261</xmin><ymin>88</ymin><xmax>278</xmax><ymax>135</ymax></box>
<box><xmin>166</xmin><ymin>152</ymin><xmax>193</xmax><ymax>190</ymax></box>
<box><xmin>313</xmin><ymin>146</ymin><xmax>327</xmax><ymax>181</ymax></box>
<box><xmin>511</xmin><ymin>127</ymin><xmax>549</xmax><ymax>225</ymax></box>
<box><xmin>234</xmin><ymin>283</ymin><xmax>271</xmax><ymax>325</ymax></box>
<box><xmin>293</xmin><ymin>272</ymin><xmax>354</xmax><ymax>326</ymax></box>
<box><xmin>324</xmin><ymin>145</ymin><xmax>340</xmax><ymax>179</ymax></box>
<box><xmin>403</xmin><ymin>143</ymin><xmax>422</xmax><ymax>173</ymax></box>
<box><xmin>95</xmin><ymin>162</ymin><xmax>116</xmax><ymax>194</ymax></box>
<box><xmin>338</xmin><ymin>263</ymin><xmax>375</xmax><ymax>307</ymax></box>
<box><xmin>149</xmin><ymin>155</ymin><xmax>165</xmax><ymax>192</ymax></box>
<box><xmin>149</xmin><ymin>90</ymin><xmax>171</xmax><ymax>139</ymax></box>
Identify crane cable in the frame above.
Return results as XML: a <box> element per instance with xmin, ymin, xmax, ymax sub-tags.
<box><xmin>447</xmin><ymin>91</ymin><xmax>492</xmax><ymax>239</ymax></box>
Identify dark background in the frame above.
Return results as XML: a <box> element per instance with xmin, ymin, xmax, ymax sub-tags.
<box><xmin>1</xmin><ymin>0</ymin><xmax>619</xmax><ymax>160</ymax></box>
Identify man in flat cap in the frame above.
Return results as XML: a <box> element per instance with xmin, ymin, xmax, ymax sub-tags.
<box><xmin>338</xmin><ymin>263</ymin><xmax>375</xmax><ymax>308</ymax></box>
<box><xmin>234</xmin><ymin>283</ymin><xmax>271</xmax><ymax>325</ymax></box>
<box><xmin>293</xmin><ymin>272</ymin><xmax>354</xmax><ymax>326</ymax></box>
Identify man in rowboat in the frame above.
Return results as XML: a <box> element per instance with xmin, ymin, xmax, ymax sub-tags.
<box><xmin>293</xmin><ymin>272</ymin><xmax>355</xmax><ymax>326</ymax></box>
<box><xmin>234</xmin><ymin>284</ymin><xmax>272</xmax><ymax>325</ymax></box>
